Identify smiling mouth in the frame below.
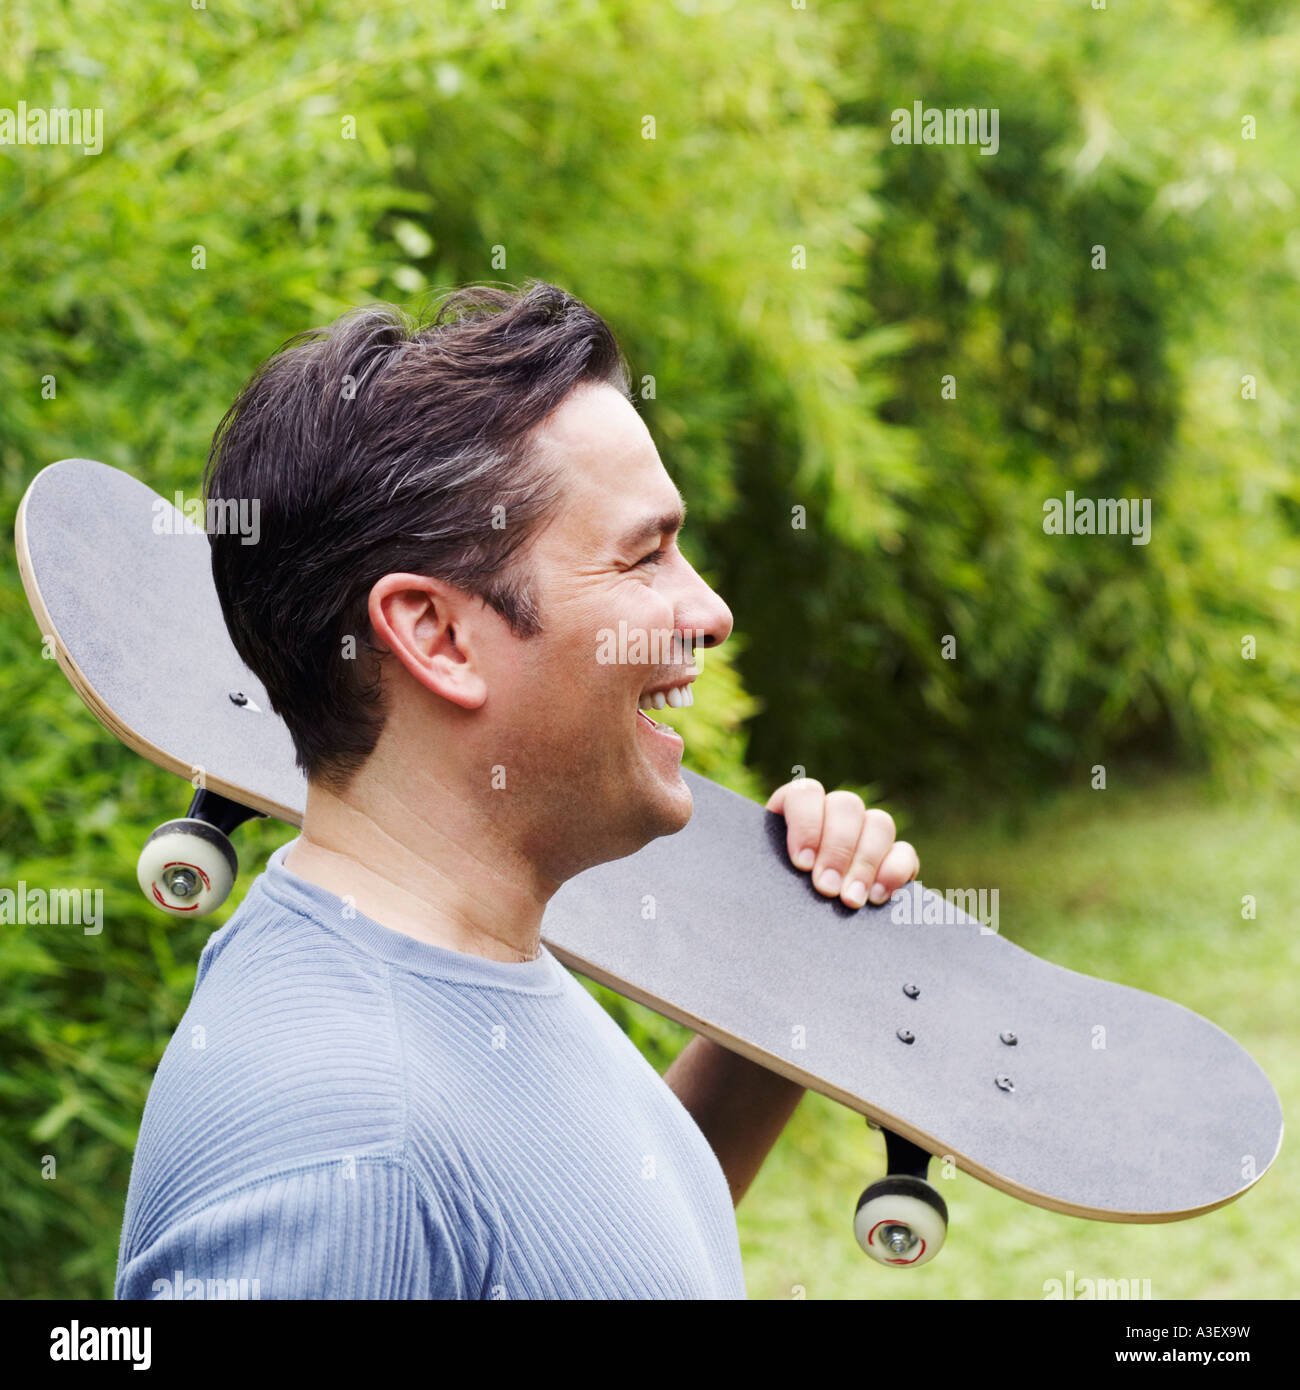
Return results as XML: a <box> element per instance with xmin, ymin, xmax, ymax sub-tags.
<box><xmin>638</xmin><ymin>686</ymin><xmax>695</xmax><ymax>712</ymax></box>
<box><xmin>635</xmin><ymin>678</ymin><xmax>696</xmax><ymax>734</ymax></box>
<box><xmin>636</xmin><ymin>705</ymin><xmax>684</xmax><ymax>746</ymax></box>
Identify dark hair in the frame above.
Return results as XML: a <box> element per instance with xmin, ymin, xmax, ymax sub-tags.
<box><xmin>204</xmin><ymin>279</ymin><xmax>632</xmax><ymax>788</ymax></box>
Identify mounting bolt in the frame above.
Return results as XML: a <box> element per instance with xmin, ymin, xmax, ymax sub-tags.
<box><xmin>896</xmin><ymin>1028</ymin><xmax>915</xmax><ymax>1045</ymax></box>
<box><xmin>903</xmin><ymin>984</ymin><xmax>920</xmax><ymax>999</ymax></box>
<box><xmin>163</xmin><ymin>866</ymin><xmax>199</xmax><ymax>898</ymax></box>
<box><xmin>995</xmin><ymin>1074</ymin><xmax>1015</xmax><ymax>1092</ymax></box>
<box><xmin>229</xmin><ymin>691</ymin><xmax>248</xmax><ymax>706</ymax></box>
<box><xmin>881</xmin><ymin>1224</ymin><xmax>918</xmax><ymax>1256</ymax></box>
<box><xmin>999</xmin><ymin>1031</ymin><xmax>1018</xmax><ymax>1046</ymax></box>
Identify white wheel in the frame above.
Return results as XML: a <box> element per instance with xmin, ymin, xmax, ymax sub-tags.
<box><xmin>854</xmin><ymin>1177</ymin><xmax>948</xmax><ymax>1268</ymax></box>
<box><xmin>136</xmin><ymin>818</ymin><xmax>237</xmax><ymax>918</ymax></box>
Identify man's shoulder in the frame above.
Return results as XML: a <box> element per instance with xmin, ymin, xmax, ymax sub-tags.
<box><xmin>130</xmin><ymin>874</ymin><xmax>412</xmax><ymax>1213</ymax></box>
<box><xmin>181</xmin><ymin>871</ymin><xmax>405</xmax><ymax>1091</ymax></box>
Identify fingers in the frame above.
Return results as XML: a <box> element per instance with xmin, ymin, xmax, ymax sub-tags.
<box><xmin>810</xmin><ymin>792</ymin><xmax>878</xmax><ymax>904</ymax></box>
<box><xmin>873</xmin><ymin>839</ymin><xmax>920</xmax><ymax>900</ymax></box>
<box><xmin>769</xmin><ymin>778</ymin><xmax>920</xmax><ymax>910</ymax></box>
<box><xmin>767</xmin><ymin>778</ymin><xmax>826</xmax><ymax>871</ymax></box>
<box><xmin>833</xmin><ymin>808</ymin><xmax>900</xmax><ymax>906</ymax></box>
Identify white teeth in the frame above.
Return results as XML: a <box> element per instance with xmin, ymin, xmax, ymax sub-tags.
<box><xmin>637</xmin><ymin>685</ymin><xmax>695</xmax><ymax>711</ymax></box>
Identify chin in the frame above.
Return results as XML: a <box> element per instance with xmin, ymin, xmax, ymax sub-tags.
<box><xmin>593</xmin><ymin>772</ymin><xmax>690</xmax><ymax>863</ymax></box>
<box><xmin>641</xmin><ymin>771</ymin><xmax>694</xmax><ymax>838</ymax></box>
<box><xmin>558</xmin><ymin>780</ymin><xmax>689</xmax><ymax>880</ymax></box>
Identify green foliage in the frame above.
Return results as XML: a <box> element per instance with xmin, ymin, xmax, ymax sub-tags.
<box><xmin>738</xmin><ymin>0</ymin><xmax>1300</xmax><ymax>800</ymax></box>
<box><xmin>1</xmin><ymin>0</ymin><xmax>1297</xmax><ymax>1297</ymax></box>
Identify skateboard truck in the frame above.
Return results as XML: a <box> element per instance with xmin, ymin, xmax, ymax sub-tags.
<box><xmin>135</xmin><ymin>788</ymin><xmax>264</xmax><ymax>919</ymax></box>
<box><xmin>854</xmin><ymin>1124</ymin><xmax>949</xmax><ymax>1268</ymax></box>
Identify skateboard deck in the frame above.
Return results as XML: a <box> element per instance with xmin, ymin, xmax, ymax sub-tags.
<box><xmin>16</xmin><ymin>458</ymin><xmax>1284</xmax><ymax>1252</ymax></box>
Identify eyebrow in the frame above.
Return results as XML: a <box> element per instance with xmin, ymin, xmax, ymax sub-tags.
<box><xmin>617</xmin><ymin>495</ymin><xmax>687</xmax><ymax>551</ymax></box>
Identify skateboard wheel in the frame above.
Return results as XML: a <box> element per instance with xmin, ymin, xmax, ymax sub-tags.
<box><xmin>854</xmin><ymin>1176</ymin><xmax>948</xmax><ymax>1268</ymax></box>
<box><xmin>136</xmin><ymin>818</ymin><xmax>237</xmax><ymax>919</ymax></box>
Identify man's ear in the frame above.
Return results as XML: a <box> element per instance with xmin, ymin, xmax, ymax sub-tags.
<box><xmin>367</xmin><ymin>573</ymin><xmax>487</xmax><ymax>710</ymax></box>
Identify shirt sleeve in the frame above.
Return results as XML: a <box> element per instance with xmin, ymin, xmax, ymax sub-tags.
<box><xmin>115</xmin><ymin>1155</ymin><xmax>466</xmax><ymax>1300</ymax></box>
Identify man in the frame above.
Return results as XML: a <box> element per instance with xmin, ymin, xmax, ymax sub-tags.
<box><xmin>115</xmin><ymin>281</ymin><xmax>919</xmax><ymax>1299</ymax></box>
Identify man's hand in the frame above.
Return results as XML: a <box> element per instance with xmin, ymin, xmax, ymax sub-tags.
<box><xmin>670</xmin><ymin>775</ymin><xmax>916</xmax><ymax>1201</ymax></box>
<box><xmin>766</xmin><ymin>778</ymin><xmax>919</xmax><ymax>910</ymax></box>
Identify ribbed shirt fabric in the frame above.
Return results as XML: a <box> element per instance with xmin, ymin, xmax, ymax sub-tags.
<box><xmin>115</xmin><ymin>841</ymin><xmax>746</xmax><ymax>1300</ymax></box>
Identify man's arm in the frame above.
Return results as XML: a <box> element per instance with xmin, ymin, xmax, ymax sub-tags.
<box><xmin>116</xmin><ymin>1155</ymin><xmax>464</xmax><ymax>1300</ymax></box>
<box><xmin>664</xmin><ymin>778</ymin><xmax>920</xmax><ymax>1204</ymax></box>
<box><xmin>664</xmin><ymin>1036</ymin><xmax>805</xmax><ymax>1204</ymax></box>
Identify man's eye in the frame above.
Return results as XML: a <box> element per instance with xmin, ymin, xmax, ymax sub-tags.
<box><xmin>635</xmin><ymin>548</ymin><xmax>667</xmax><ymax>566</ymax></box>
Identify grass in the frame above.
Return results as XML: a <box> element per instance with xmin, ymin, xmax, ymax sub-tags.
<box><xmin>723</xmin><ymin>772</ymin><xmax>1297</xmax><ymax>1299</ymax></box>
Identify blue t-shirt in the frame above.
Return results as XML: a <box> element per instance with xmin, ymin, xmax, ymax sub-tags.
<box><xmin>115</xmin><ymin>842</ymin><xmax>746</xmax><ymax>1299</ymax></box>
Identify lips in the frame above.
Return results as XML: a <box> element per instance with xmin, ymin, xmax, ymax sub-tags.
<box><xmin>634</xmin><ymin>673</ymin><xmax>696</xmax><ymax>745</ymax></box>
<box><xmin>636</xmin><ymin>703</ymin><xmax>683</xmax><ymax>746</ymax></box>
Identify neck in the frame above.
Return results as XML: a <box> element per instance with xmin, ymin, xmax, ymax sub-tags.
<box><xmin>283</xmin><ymin>758</ymin><xmax>558</xmax><ymax>965</ymax></box>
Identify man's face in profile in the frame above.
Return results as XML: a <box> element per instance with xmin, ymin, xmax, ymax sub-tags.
<box><xmin>480</xmin><ymin>382</ymin><xmax>733</xmax><ymax>876</ymax></box>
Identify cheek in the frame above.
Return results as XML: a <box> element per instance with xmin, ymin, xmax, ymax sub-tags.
<box><xmin>616</xmin><ymin>583</ymin><xmax>678</xmax><ymax>655</ymax></box>
<box><xmin>509</xmin><ymin>623</ymin><xmax>626</xmax><ymax>720</ymax></box>
<box><xmin>542</xmin><ymin>579</ymin><xmax>673</xmax><ymax>702</ymax></box>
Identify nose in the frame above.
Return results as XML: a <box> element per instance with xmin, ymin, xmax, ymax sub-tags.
<box><xmin>677</xmin><ymin>563</ymin><xmax>733</xmax><ymax>652</ymax></box>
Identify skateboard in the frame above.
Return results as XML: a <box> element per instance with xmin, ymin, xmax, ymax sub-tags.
<box><xmin>16</xmin><ymin>457</ymin><xmax>1284</xmax><ymax>1269</ymax></box>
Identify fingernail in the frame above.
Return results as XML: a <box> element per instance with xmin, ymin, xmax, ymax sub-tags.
<box><xmin>818</xmin><ymin>870</ymin><xmax>841</xmax><ymax>894</ymax></box>
<box><xmin>845</xmin><ymin>880</ymin><xmax>868</xmax><ymax>907</ymax></box>
<box><xmin>869</xmin><ymin>881</ymin><xmax>889</xmax><ymax>904</ymax></box>
<box><xmin>796</xmin><ymin>848</ymin><xmax>815</xmax><ymax>870</ymax></box>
